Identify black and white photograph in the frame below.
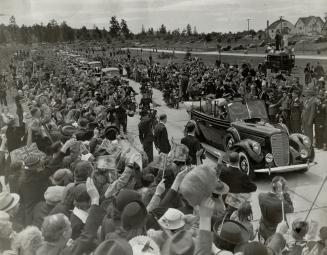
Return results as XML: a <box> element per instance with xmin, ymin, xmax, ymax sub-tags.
<box><xmin>0</xmin><ymin>0</ymin><xmax>327</xmax><ymax>254</ymax></box>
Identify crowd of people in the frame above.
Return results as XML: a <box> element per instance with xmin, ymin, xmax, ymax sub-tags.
<box><xmin>0</xmin><ymin>46</ymin><xmax>326</xmax><ymax>255</ymax></box>
<box><xmin>105</xmin><ymin>49</ymin><xmax>327</xmax><ymax>149</ymax></box>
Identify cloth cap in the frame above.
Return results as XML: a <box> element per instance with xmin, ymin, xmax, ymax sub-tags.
<box><xmin>53</xmin><ymin>168</ymin><xmax>73</xmax><ymax>185</ymax></box>
<box><xmin>23</xmin><ymin>154</ymin><xmax>40</xmax><ymax>169</ymax></box>
<box><xmin>235</xmin><ymin>241</ymin><xmax>268</xmax><ymax>255</ymax></box>
<box><xmin>44</xmin><ymin>186</ymin><xmax>65</xmax><ymax>205</ymax></box>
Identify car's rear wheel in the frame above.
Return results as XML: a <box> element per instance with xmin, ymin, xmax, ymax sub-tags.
<box><xmin>238</xmin><ymin>151</ymin><xmax>254</xmax><ymax>178</ymax></box>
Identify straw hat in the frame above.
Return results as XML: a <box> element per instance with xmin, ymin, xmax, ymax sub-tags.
<box><xmin>158</xmin><ymin>208</ymin><xmax>185</xmax><ymax>230</ymax></box>
<box><xmin>0</xmin><ymin>192</ymin><xmax>20</xmax><ymax>212</ymax></box>
<box><xmin>129</xmin><ymin>235</ymin><xmax>160</xmax><ymax>255</ymax></box>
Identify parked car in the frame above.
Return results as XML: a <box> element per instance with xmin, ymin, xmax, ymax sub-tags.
<box><xmin>186</xmin><ymin>99</ymin><xmax>314</xmax><ymax>177</ymax></box>
<box><xmin>101</xmin><ymin>67</ymin><xmax>120</xmax><ymax>79</ymax></box>
<box><xmin>221</xmin><ymin>45</ymin><xmax>231</xmax><ymax>51</ymax></box>
<box><xmin>232</xmin><ymin>44</ymin><xmax>245</xmax><ymax>50</ymax></box>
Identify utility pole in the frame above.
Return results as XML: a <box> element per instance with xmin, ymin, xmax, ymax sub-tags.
<box><xmin>279</xmin><ymin>16</ymin><xmax>284</xmax><ymax>33</ymax></box>
<box><xmin>246</xmin><ymin>18</ymin><xmax>251</xmax><ymax>31</ymax></box>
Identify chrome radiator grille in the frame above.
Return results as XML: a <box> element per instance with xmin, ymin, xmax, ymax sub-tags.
<box><xmin>271</xmin><ymin>133</ymin><xmax>290</xmax><ymax>166</ymax></box>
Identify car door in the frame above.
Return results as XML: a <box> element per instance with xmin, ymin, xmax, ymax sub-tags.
<box><xmin>193</xmin><ymin>103</ymin><xmax>230</xmax><ymax>149</ymax></box>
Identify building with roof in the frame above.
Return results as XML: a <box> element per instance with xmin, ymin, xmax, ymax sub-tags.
<box><xmin>295</xmin><ymin>16</ymin><xmax>324</xmax><ymax>36</ymax></box>
<box><xmin>267</xmin><ymin>19</ymin><xmax>296</xmax><ymax>39</ymax></box>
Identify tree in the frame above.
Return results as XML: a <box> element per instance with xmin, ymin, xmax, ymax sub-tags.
<box><xmin>60</xmin><ymin>21</ymin><xmax>75</xmax><ymax>42</ymax></box>
<box><xmin>18</xmin><ymin>25</ymin><xmax>30</xmax><ymax>44</ymax></box>
<box><xmin>109</xmin><ymin>16</ymin><xmax>120</xmax><ymax>37</ymax></box>
<box><xmin>193</xmin><ymin>26</ymin><xmax>198</xmax><ymax>35</ymax></box>
<box><xmin>120</xmin><ymin>19</ymin><xmax>130</xmax><ymax>38</ymax></box>
<box><xmin>141</xmin><ymin>24</ymin><xmax>146</xmax><ymax>34</ymax></box>
<box><xmin>147</xmin><ymin>27</ymin><xmax>154</xmax><ymax>35</ymax></box>
<box><xmin>159</xmin><ymin>24</ymin><xmax>167</xmax><ymax>34</ymax></box>
<box><xmin>0</xmin><ymin>29</ymin><xmax>6</xmax><ymax>44</ymax></box>
<box><xmin>9</xmin><ymin>16</ymin><xmax>16</xmax><ymax>27</ymax></box>
<box><xmin>186</xmin><ymin>24</ymin><xmax>192</xmax><ymax>36</ymax></box>
<box><xmin>93</xmin><ymin>26</ymin><xmax>102</xmax><ymax>40</ymax></box>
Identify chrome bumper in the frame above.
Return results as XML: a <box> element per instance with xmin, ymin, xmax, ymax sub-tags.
<box><xmin>254</xmin><ymin>162</ymin><xmax>317</xmax><ymax>173</ymax></box>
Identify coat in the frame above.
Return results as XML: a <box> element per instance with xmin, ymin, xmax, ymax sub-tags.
<box><xmin>258</xmin><ymin>192</ymin><xmax>294</xmax><ymax>240</ymax></box>
<box><xmin>219</xmin><ymin>165</ymin><xmax>257</xmax><ymax>194</ymax></box>
<box><xmin>154</xmin><ymin>122</ymin><xmax>171</xmax><ymax>154</ymax></box>
<box><xmin>289</xmin><ymin>97</ymin><xmax>302</xmax><ymax>133</ymax></box>
<box><xmin>181</xmin><ymin>135</ymin><xmax>202</xmax><ymax>165</ymax></box>
<box><xmin>138</xmin><ymin>115</ymin><xmax>155</xmax><ymax>144</ymax></box>
<box><xmin>18</xmin><ymin>153</ymin><xmax>65</xmax><ymax>226</ymax></box>
<box><xmin>32</xmin><ymin>201</ymin><xmax>55</xmax><ymax>229</ymax></box>
<box><xmin>302</xmin><ymin>97</ymin><xmax>317</xmax><ymax>142</ymax></box>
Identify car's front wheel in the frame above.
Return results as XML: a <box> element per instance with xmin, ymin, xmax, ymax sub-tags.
<box><xmin>224</xmin><ymin>134</ymin><xmax>235</xmax><ymax>152</ymax></box>
<box><xmin>238</xmin><ymin>151</ymin><xmax>253</xmax><ymax>177</ymax></box>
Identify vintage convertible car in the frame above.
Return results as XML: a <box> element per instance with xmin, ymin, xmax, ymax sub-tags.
<box><xmin>186</xmin><ymin>99</ymin><xmax>315</xmax><ymax>176</ymax></box>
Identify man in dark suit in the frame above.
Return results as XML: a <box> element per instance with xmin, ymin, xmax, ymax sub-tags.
<box><xmin>181</xmin><ymin>121</ymin><xmax>203</xmax><ymax>165</ymax></box>
<box><xmin>154</xmin><ymin>113</ymin><xmax>171</xmax><ymax>154</ymax></box>
<box><xmin>218</xmin><ymin>152</ymin><xmax>257</xmax><ymax>194</ymax></box>
<box><xmin>138</xmin><ymin>110</ymin><xmax>157</xmax><ymax>163</ymax></box>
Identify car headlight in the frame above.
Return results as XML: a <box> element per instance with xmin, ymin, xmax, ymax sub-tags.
<box><xmin>302</xmin><ymin>136</ymin><xmax>311</xmax><ymax>147</ymax></box>
<box><xmin>265</xmin><ymin>153</ymin><xmax>274</xmax><ymax>163</ymax></box>
<box><xmin>252</xmin><ymin>142</ymin><xmax>261</xmax><ymax>154</ymax></box>
<box><xmin>300</xmin><ymin>149</ymin><xmax>309</xmax><ymax>158</ymax></box>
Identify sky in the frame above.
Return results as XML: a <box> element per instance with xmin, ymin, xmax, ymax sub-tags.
<box><xmin>0</xmin><ymin>0</ymin><xmax>326</xmax><ymax>33</ymax></box>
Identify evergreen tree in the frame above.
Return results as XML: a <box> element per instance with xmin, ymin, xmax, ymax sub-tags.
<box><xmin>159</xmin><ymin>24</ymin><xmax>167</xmax><ymax>34</ymax></box>
<box><xmin>109</xmin><ymin>16</ymin><xmax>120</xmax><ymax>37</ymax></box>
<box><xmin>0</xmin><ymin>29</ymin><xmax>6</xmax><ymax>44</ymax></box>
<box><xmin>186</xmin><ymin>24</ymin><xmax>192</xmax><ymax>36</ymax></box>
<box><xmin>120</xmin><ymin>19</ymin><xmax>130</xmax><ymax>38</ymax></box>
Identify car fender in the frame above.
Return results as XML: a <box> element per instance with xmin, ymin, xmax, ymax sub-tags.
<box><xmin>289</xmin><ymin>133</ymin><xmax>314</xmax><ymax>162</ymax></box>
<box><xmin>289</xmin><ymin>133</ymin><xmax>310</xmax><ymax>151</ymax></box>
<box><xmin>226</xmin><ymin>127</ymin><xmax>241</xmax><ymax>142</ymax></box>
<box><xmin>231</xmin><ymin>139</ymin><xmax>263</xmax><ymax>163</ymax></box>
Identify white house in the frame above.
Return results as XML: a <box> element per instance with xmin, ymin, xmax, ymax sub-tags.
<box><xmin>295</xmin><ymin>16</ymin><xmax>324</xmax><ymax>36</ymax></box>
<box><xmin>267</xmin><ymin>19</ymin><xmax>296</xmax><ymax>39</ymax></box>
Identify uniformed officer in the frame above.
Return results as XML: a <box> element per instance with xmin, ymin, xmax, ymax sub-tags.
<box><xmin>315</xmin><ymin>91</ymin><xmax>326</xmax><ymax>149</ymax></box>
<box><xmin>289</xmin><ymin>90</ymin><xmax>303</xmax><ymax>134</ymax></box>
<box><xmin>138</xmin><ymin>109</ymin><xmax>157</xmax><ymax>163</ymax></box>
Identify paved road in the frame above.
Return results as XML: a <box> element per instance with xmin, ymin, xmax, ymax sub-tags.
<box><xmin>126</xmin><ymin>79</ymin><xmax>327</xmax><ymax>229</ymax></box>
<box><xmin>126</xmin><ymin>47</ymin><xmax>327</xmax><ymax>60</ymax></box>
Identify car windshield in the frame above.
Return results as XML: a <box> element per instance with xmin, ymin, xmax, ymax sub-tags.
<box><xmin>228</xmin><ymin>100</ymin><xmax>268</xmax><ymax>122</ymax></box>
